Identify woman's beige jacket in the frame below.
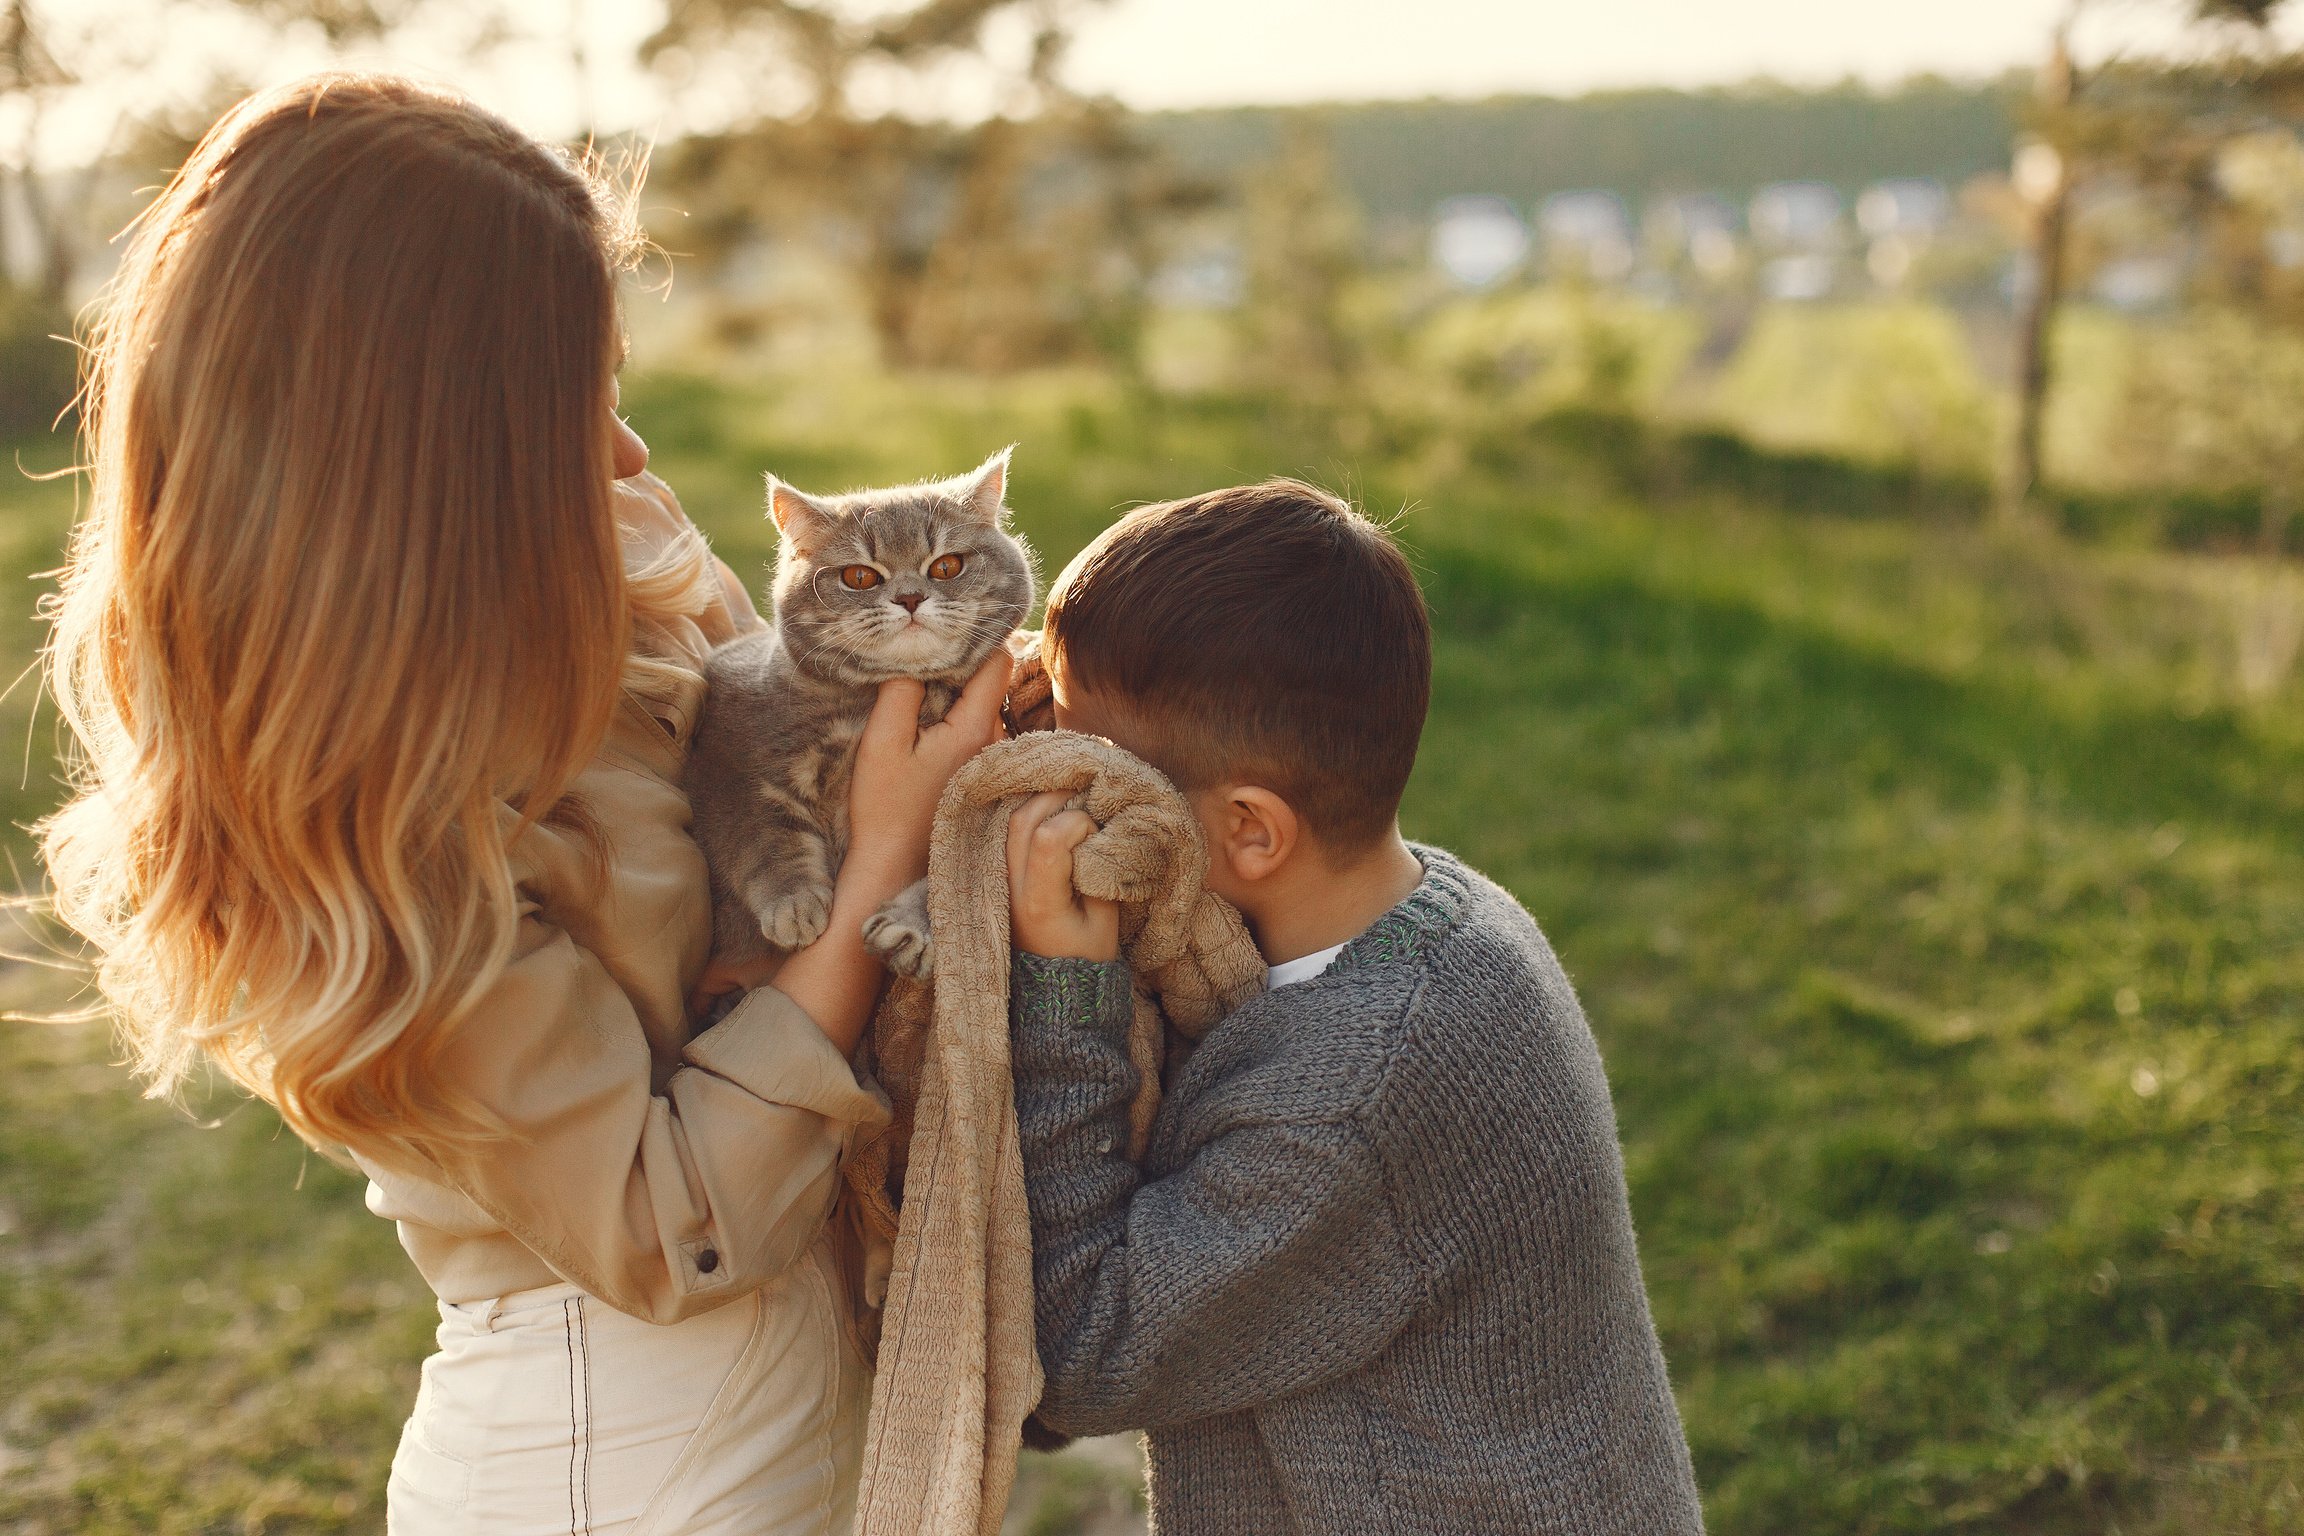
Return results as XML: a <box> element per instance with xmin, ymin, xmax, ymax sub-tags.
<box><xmin>356</xmin><ymin>476</ymin><xmax>889</xmax><ymax>1324</ymax></box>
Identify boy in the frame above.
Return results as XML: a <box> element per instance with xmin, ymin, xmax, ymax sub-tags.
<box><xmin>1002</xmin><ymin>480</ymin><xmax>1705</xmax><ymax>1534</ymax></box>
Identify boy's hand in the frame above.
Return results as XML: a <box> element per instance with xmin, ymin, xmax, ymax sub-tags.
<box><xmin>1006</xmin><ymin>790</ymin><xmax>1120</xmax><ymax>962</ymax></box>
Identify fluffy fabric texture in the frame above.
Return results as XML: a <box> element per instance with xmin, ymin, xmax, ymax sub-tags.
<box><xmin>841</xmin><ymin>723</ymin><xmax>1266</xmax><ymax>1536</ymax></box>
<box><xmin>1009</xmin><ymin>847</ymin><xmax>1707</xmax><ymax>1535</ymax></box>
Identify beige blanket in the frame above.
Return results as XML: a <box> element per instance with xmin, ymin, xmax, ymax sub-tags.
<box><xmin>840</xmin><ymin>724</ymin><xmax>1266</xmax><ymax>1536</ymax></box>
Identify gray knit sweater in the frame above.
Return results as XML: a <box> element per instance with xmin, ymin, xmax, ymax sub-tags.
<box><xmin>1008</xmin><ymin>847</ymin><xmax>1704</xmax><ymax>1535</ymax></box>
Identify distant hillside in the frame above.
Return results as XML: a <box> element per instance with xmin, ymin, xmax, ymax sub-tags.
<box><xmin>1140</xmin><ymin>78</ymin><xmax>2025</xmax><ymax>223</ymax></box>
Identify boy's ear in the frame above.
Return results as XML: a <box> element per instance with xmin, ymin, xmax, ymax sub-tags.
<box><xmin>1211</xmin><ymin>785</ymin><xmax>1301</xmax><ymax>886</ymax></box>
<box><xmin>767</xmin><ymin>475</ymin><xmax>833</xmax><ymax>538</ymax></box>
<box><xmin>952</xmin><ymin>445</ymin><xmax>1015</xmax><ymax>527</ymax></box>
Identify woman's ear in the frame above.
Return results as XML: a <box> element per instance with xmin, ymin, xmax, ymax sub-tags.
<box><xmin>1210</xmin><ymin>785</ymin><xmax>1301</xmax><ymax>886</ymax></box>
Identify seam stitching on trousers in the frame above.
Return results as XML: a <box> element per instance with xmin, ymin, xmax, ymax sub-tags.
<box><xmin>564</xmin><ymin>1298</ymin><xmax>580</xmax><ymax>1535</ymax></box>
<box><xmin>577</xmin><ymin>1296</ymin><xmax>594</xmax><ymax>1533</ymax></box>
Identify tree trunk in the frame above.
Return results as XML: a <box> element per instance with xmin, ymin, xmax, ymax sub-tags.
<box><xmin>13</xmin><ymin>159</ymin><xmax>71</xmax><ymax>302</ymax></box>
<box><xmin>2004</xmin><ymin>175</ymin><xmax>2069</xmax><ymax>520</ymax></box>
<box><xmin>2001</xmin><ymin>19</ymin><xmax>2078</xmax><ymax>523</ymax></box>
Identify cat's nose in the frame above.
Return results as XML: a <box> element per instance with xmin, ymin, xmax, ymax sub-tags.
<box><xmin>892</xmin><ymin>593</ymin><xmax>924</xmax><ymax>613</ymax></box>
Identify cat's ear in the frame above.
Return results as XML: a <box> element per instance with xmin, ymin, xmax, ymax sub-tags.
<box><xmin>953</xmin><ymin>446</ymin><xmax>1014</xmax><ymax>526</ymax></box>
<box><xmin>767</xmin><ymin>475</ymin><xmax>833</xmax><ymax>539</ymax></box>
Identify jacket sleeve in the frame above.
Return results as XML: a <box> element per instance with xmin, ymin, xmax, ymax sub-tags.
<box><xmin>424</xmin><ymin>909</ymin><xmax>890</xmax><ymax>1325</ymax></box>
<box><xmin>1009</xmin><ymin>954</ymin><xmax>1424</xmax><ymax>1435</ymax></box>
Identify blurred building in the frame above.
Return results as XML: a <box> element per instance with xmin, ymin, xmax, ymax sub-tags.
<box><xmin>2092</xmin><ymin>254</ymin><xmax>2185</xmax><ymax>311</ymax></box>
<box><xmin>1750</xmin><ymin>181</ymin><xmax>1845</xmax><ymax>247</ymax></box>
<box><xmin>1644</xmin><ymin>192</ymin><xmax>1743</xmax><ymax>285</ymax></box>
<box><xmin>1539</xmin><ymin>189</ymin><xmax>1635</xmax><ymax>282</ymax></box>
<box><xmin>2216</xmin><ymin>131</ymin><xmax>2304</xmax><ymax>278</ymax></box>
<box><xmin>1749</xmin><ymin>180</ymin><xmax>1845</xmax><ymax>301</ymax></box>
<box><xmin>1855</xmin><ymin>177</ymin><xmax>1949</xmax><ymax>288</ymax></box>
<box><xmin>2069</xmin><ymin>180</ymin><xmax>2192</xmax><ymax>313</ymax></box>
<box><xmin>1430</xmin><ymin>195</ymin><xmax>1532</xmax><ymax>290</ymax></box>
<box><xmin>1149</xmin><ymin>245</ymin><xmax>1246</xmax><ymax>310</ymax></box>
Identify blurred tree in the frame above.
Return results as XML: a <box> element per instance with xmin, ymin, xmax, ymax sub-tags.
<box><xmin>0</xmin><ymin>0</ymin><xmax>89</xmax><ymax>434</ymax></box>
<box><xmin>2004</xmin><ymin>0</ymin><xmax>2300</xmax><ymax>518</ymax></box>
<box><xmin>1238</xmin><ymin>121</ymin><xmax>1363</xmax><ymax>399</ymax></box>
<box><xmin>2200</xmin><ymin>0</ymin><xmax>2285</xmax><ymax>21</ymax></box>
<box><xmin>0</xmin><ymin>0</ymin><xmax>525</xmax><ymax>435</ymax></box>
<box><xmin>2109</xmin><ymin>305</ymin><xmax>2304</xmax><ymax>551</ymax></box>
<box><xmin>1</xmin><ymin>0</ymin><xmax>81</xmax><ymax>304</ymax></box>
<box><xmin>1</xmin><ymin>0</ymin><xmax>525</xmax><ymax>304</ymax></box>
<box><xmin>2003</xmin><ymin>14</ymin><xmax>2075</xmax><ymax>522</ymax></box>
<box><xmin>641</xmin><ymin>0</ymin><xmax>1202</xmax><ymax>371</ymax></box>
<box><xmin>1152</xmin><ymin>82</ymin><xmax>2024</xmax><ymax>232</ymax></box>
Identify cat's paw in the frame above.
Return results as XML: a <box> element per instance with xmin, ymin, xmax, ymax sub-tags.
<box><xmin>755</xmin><ymin>883</ymin><xmax>834</xmax><ymax>950</ymax></box>
<box><xmin>863</xmin><ymin>901</ymin><xmax>934</xmax><ymax>980</ymax></box>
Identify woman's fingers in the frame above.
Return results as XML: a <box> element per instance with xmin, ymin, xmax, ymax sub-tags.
<box><xmin>861</xmin><ymin>676</ymin><xmax>930</xmax><ymax>755</ymax></box>
<box><xmin>862</xmin><ymin>648</ymin><xmax>1011</xmax><ymax>769</ymax></box>
<box><xmin>845</xmin><ymin>651</ymin><xmax>1016</xmax><ymax>890</ymax></box>
<box><xmin>844</xmin><ymin>677</ymin><xmax>940</xmax><ymax>887</ymax></box>
<box><xmin>939</xmin><ymin>646</ymin><xmax>1015</xmax><ymax>748</ymax></box>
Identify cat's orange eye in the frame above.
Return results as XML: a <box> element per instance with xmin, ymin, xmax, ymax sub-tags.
<box><xmin>927</xmin><ymin>553</ymin><xmax>966</xmax><ymax>580</ymax></box>
<box><xmin>840</xmin><ymin>565</ymin><xmax>883</xmax><ymax>590</ymax></box>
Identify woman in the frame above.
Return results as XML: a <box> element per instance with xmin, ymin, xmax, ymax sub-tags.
<box><xmin>39</xmin><ymin>73</ymin><xmax>1004</xmax><ymax>1534</ymax></box>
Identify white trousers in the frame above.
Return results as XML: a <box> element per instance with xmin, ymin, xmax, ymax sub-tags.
<box><xmin>386</xmin><ymin>1241</ymin><xmax>869</xmax><ymax>1536</ymax></box>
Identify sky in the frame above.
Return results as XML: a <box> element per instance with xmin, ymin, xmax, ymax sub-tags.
<box><xmin>17</xmin><ymin>0</ymin><xmax>2304</xmax><ymax>168</ymax></box>
<box><xmin>553</xmin><ymin>0</ymin><xmax>2302</xmax><ymax>125</ymax></box>
<box><xmin>1065</xmin><ymin>0</ymin><xmax>2127</xmax><ymax>108</ymax></box>
<box><xmin>512</xmin><ymin>0</ymin><xmax>2288</xmax><ymax>133</ymax></box>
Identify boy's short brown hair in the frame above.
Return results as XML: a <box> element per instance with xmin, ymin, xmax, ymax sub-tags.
<box><xmin>1043</xmin><ymin>479</ymin><xmax>1430</xmax><ymax>851</ymax></box>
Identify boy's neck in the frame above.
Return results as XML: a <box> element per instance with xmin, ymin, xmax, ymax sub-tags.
<box><xmin>1237</xmin><ymin>831</ymin><xmax>1425</xmax><ymax>969</ymax></box>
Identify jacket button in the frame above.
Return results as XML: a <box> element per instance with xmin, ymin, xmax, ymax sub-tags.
<box><xmin>696</xmin><ymin>1248</ymin><xmax>721</xmax><ymax>1274</ymax></box>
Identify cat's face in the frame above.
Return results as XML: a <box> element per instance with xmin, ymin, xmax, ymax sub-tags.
<box><xmin>767</xmin><ymin>448</ymin><xmax>1036</xmax><ymax>687</ymax></box>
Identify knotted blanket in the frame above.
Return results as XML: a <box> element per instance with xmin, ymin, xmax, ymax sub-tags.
<box><xmin>840</xmin><ymin>719</ymin><xmax>1265</xmax><ymax>1536</ymax></box>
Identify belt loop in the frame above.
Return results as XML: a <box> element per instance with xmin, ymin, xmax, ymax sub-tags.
<box><xmin>478</xmin><ymin>1294</ymin><xmax>505</xmax><ymax>1333</ymax></box>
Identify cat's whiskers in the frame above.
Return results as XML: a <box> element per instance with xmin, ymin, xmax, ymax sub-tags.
<box><xmin>941</xmin><ymin>609</ymin><xmax>1029</xmax><ymax>650</ymax></box>
<box><xmin>788</xmin><ymin>627</ymin><xmax>878</xmax><ymax>681</ymax></box>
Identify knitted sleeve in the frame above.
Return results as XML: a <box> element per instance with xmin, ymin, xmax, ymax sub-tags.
<box><xmin>1009</xmin><ymin>952</ymin><xmax>1423</xmax><ymax>1437</ymax></box>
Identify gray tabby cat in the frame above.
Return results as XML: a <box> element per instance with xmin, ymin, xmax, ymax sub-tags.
<box><xmin>685</xmin><ymin>448</ymin><xmax>1035</xmax><ymax>983</ymax></box>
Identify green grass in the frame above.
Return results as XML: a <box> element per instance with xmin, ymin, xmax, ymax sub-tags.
<box><xmin>2</xmin><ymin>370</ymin><xmax>2300</xmax><ymax>1532</ymax></box>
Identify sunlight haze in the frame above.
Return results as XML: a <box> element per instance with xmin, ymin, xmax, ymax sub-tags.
<box><xmin>23</xmin><ymin>0</ymin><xmax>2304</xmax><ymax>168</ymax></box>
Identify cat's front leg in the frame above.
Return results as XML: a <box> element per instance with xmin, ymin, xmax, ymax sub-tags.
<box><xmin>862</xmin><ymin>878</ymin><xmax>934</xmax><ymax>979</ymax></box>
<box><xmin>740</xmin><ymin>813</ymin><xmax>839</xmax><ymax>951</ymax></box>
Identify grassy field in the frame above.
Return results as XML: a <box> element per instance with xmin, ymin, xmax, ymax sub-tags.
<box><xmin>1</xmin><ymin>370</ymin><xmax>2300</xmax><ymax>1534</ymax></box>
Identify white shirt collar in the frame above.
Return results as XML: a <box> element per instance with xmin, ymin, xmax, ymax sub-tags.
<box><xmin>1265</xmin><ymin>940</ymin><xmax>1349</xmax><ymax>991</ymax></box>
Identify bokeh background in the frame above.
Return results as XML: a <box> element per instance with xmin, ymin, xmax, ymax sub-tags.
<box><xmin>3</xmin><ymin>2</ymin><xmax>2302</xmax><ymax>1533</ymax></box>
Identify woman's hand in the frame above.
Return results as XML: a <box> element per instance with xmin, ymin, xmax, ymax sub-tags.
<box><xmin>1006</xmin><ymin>790</ymin><xmax>1121</xmax><ymax>962</ymax></box>
<box><xmin>841</xmin><ymin>648</ymin><xmax>1013</xmax><ymax>902</ymax></box>
<box><xmin>766</xmin><ymin>647</ymin><xmax>1010</xmax><ymax>1055</ymax></box>
<box><xmin>687</xmin><ymin>950</ymin><xmax>781</xmax><ymax>1024</ymax></box>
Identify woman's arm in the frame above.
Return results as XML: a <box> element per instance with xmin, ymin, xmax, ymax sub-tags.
<box><xmin>394</xmin><ymin>914</ymin><xmax>878</xmax><ymax>1324</ymax></box>
<box><xmin>769</xmin><ymin>649</ymin><xmax>1012</xmax><ymax>1054</ymax></box>
<box><xmin>402</xmin><ymin>647</ymin><xmax>1007</xmax><ymax>1325</ymax></box>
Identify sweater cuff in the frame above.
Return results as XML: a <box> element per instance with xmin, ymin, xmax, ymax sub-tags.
<box><xmin>683</xmin><ymin>984</ymin><xmax>890</xmax><ymax>1129</ymax></box>
<box><xmin>1011</xmin><ymin>953</ymin><xmax>1133</xmax><ymax>1045</ymax></box>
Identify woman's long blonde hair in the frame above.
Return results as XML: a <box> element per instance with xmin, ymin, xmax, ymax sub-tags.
<box><xmin>42</xmin><ymin>73</ymin><xmax>712</xmax><ymax>1163</ymax></box>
